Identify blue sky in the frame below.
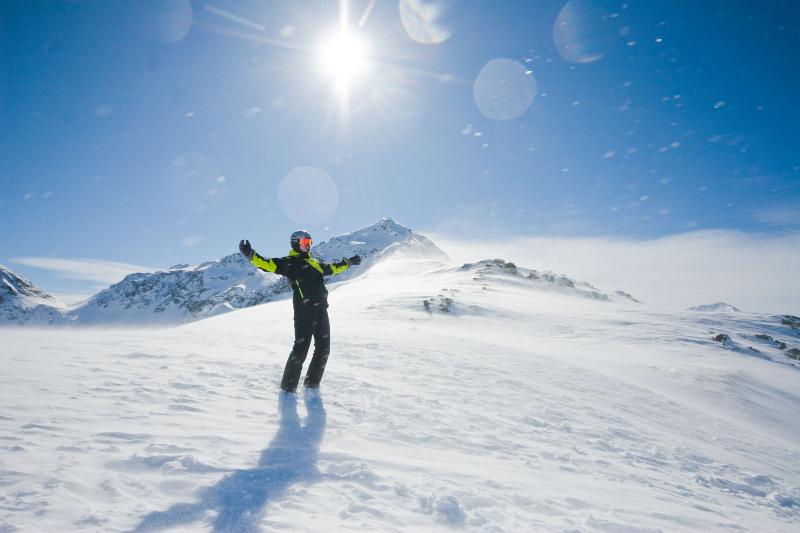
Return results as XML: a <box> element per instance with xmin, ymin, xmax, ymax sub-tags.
<box><xmin>2</xmin><ymin>0</ymin><xmax>799</xmax><ymax>302</ymax></box>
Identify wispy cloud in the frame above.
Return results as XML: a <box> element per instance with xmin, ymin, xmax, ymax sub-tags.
<box><xmin>11</xmin><ymin>257</ymin><xmax>158</xmax><ymax>285</ymax></box>
<box><xmin>428</xmin><ymin>230</ymin><xmax>800</xmax><ymax>315</ymax></box>
<box><xmin>754</xmin><ymin>204</ymin><xmax>800</xmax><ymax>227</ymax></box>
<box><xmin>49</xmin><ymin>291</ymin><xmax>94</xmax><ymax>305</ymax></box>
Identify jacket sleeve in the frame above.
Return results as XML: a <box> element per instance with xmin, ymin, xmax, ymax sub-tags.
<box><xmin>251</xmin><ymin>252</ymin><xmax>287</xmax><ymax>276</ymax></box>
<box><xmin>321</xmin><ymin>258</ymin><xmax>350</xmax><ymax>276</ymax></box>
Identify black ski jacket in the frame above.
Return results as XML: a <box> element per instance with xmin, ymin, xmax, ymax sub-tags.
<box><xmin>250</xmin><ymin>249</ymin><xmax>351</xmax><ymax>309</ymax></box>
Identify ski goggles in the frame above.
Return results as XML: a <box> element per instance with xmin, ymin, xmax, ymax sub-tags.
<box><xmin>298</xmin><ymin>237</ymin><xmax>313</xmax><ymax>248</ymax></box>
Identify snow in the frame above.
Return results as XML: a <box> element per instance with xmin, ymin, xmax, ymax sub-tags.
<box><xmin>688</xmin><ymin>302</ymin><xmax>741</xmax><ymax>313</ymax></box>
<box><xmin>2</xmin><ymin>246</ymin><xmax>800</xmax><ymax>532</ymax></box>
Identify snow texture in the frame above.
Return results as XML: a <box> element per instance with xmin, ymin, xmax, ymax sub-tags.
<box><xmin>1</xmin><ymin>219</ymin><xmax>800</xmax><ymax>532</ymax></box>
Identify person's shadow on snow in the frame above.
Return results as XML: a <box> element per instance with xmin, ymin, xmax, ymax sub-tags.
<box><xmin>132</xmin><ymin>391</ymin><xmax>326</xmax><ymax>533</ymax></box>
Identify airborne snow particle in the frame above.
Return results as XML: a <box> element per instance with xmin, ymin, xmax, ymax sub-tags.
<box><xmin>714</xmin><ymin>101</ymin><xmax>727</xmax><ymax>109</ymax></box>
<box><xmin>243</xmin><ymin>107</ymin><xmax>261</xmax><ymax>119</ymax></box>
<box><xmin>603</xmin><ymin>150</ymin><xmax>616</xmax><ymax>159</ymax></box>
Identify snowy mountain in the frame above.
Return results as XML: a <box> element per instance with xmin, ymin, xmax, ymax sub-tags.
<box><xmin>66</xmin><ymin>253</ymin><xmax>284</xmax><ymax>325</ymax></box>
<box><xmin>0</xmin><ymin>265</ymin><xmax>64</xmax><ymax>325</ymax></box>
<box><xmin>2</xmin><ymin>249</ymin><xmax>799</xmax><ymax>532</ymax></box>
<box><xmin>1</xmin><ymin>218</ymin><xmax>450</xmax><ymax>326</ymax></box>
<box><xmin>313</xmin><ymin>217</ymin><xmax>449</xmax><ymax>266</ymax></box>
<box><xmin>4</xmin><ymin>218</ymin><xmax>649</xmax><ymax>327</ymax></box>
<box><xmin>459</xmin><ymin>258</ymin><xmax>641</xmax><ymax>303</ymax></box>
<box><xmin>688</xmin><ymin>302</ymin><xmax>742</xmax><ymax>312</ymax></box>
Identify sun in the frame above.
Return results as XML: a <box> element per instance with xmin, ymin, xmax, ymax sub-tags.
<box><xmin>316</xmin><ymin>28</ymin><xmax>370</xmax><ymax>98</ymax></box>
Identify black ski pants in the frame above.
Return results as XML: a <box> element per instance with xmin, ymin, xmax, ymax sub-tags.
<box><xmin>280</xmin><ymin>304</ymin><xmax>330</xmax><ymax>392</ymax></box>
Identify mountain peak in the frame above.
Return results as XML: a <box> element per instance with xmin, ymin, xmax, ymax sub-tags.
<box><xmin>362</xmin><ymin>217</ymin><xmax>411</xmax><ymax>235</ymax></box>
<box><xmin>0</xmin><ymin>264</ymin><xmax>64</xmax><ymax>324</ymax></box>
<box><xmin>317</xmin><ymin>218</ymin><xmax>448</xmax><ymax>264</ymax></box>
<box><xmin>0</xmin><ymin>265</ymin><xmax>60</xmax><ymax>305</ymax></box>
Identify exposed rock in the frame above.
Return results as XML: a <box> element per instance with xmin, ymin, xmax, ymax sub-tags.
<box><xmin>780</xmin><ymin>315</ymin><xmax>800</xmax><ymax>330</ymax></box>
<box><xmin>688</xmin><ymin>303</ymin><xmax>741</xmax><ymax>313</ymax></box>
<box><xmin>713</xmin><ymin>334</ymin><xmax>731</xmax><ymax>343</ymax></box>
<box><xmin>459</xmin><ymin>259</ymin><xmax>630</xmax><ymax>303</ymax></box>
<box><xmin>423</xmin><ymin>295</ymin><xmax>455</xmax><ymax>314</ymax></box>
<box><xmin>614</xmin><ymin>290</ymin><xmax>642</xmax><ymax>303</ymax></box>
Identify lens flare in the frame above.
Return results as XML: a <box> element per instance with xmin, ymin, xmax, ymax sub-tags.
<box><xmin>278</xmin><ymin>167</ymin><xmax>339</xmax><ymax>225</ymax></box>
<box><xmin>473</xmin><ymin>59</ymin><xmax>537</xmax><ymax>121</ymax></box>
<box><xmin>316</xmin><ymin>29</ymin><xmax>370</xmax><ymax>95</ymax></box>
<box><xmin>554</xmin><ymin>0</ymin><xmax>617</xmax><ymax>63</ymax></box>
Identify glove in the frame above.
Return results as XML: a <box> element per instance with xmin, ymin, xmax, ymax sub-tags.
<box><xmin>348</xmin><ymin>255</ymin><xmax>361</xmax><ymax>265</ymax></box>
<box><xmin>239</xmin><ymin>239</ymin><xmax>253</xmax><ymax>259</ymax></box>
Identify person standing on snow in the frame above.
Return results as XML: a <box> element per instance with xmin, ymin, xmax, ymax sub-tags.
<box><xmin>239</xmin><ymin>231</ymin><xmax>361</xmax><ymax>393</ymax></box>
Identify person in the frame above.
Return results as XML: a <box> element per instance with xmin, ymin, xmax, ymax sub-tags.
<box><xmin>239</xmin><ymin>231</ymin><xmax>361</xmax><ymax>393</ymax></box>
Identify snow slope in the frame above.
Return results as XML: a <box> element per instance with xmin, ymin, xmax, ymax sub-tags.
<box><xmin>1</xmin><ymin>254</ymin><xmax>800</xmax><ymax>532</ymax></box>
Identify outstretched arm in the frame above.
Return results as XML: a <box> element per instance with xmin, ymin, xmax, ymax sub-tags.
<box><xmin>239</xmin><ymin>239</ymin><xmax>285</xmax><ymax>274</ymax></box>
<box><xmin>251</xmin><ymin>252</ymin><xmax>284</xmax><ymax>274</ymax></box>
<box><xmin>321</xmin><ymin>255</ymin><xmax>361</xmax><ymax>276</ymax></box>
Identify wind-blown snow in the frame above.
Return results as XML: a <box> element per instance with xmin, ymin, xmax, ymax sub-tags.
<box><xmin>688</xmin><ymin>302</ymin><xmax>741</xmax><ymax>313</ymax></box>
<box><xmin>1</xmin><ymin>248</ymin><xmax>799</xmax><ymax>532</ymax></box>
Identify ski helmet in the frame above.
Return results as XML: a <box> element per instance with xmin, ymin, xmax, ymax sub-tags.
<box><xmin>290</xmin><ymin>230</ymin><xmax>312</xmax><ymax>252</ymax></box>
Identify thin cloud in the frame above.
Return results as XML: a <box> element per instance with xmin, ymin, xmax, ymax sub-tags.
<box><xmin>754</xmin><ymin>204</ymin><xmax>800</xmax><ymax>227</ymax></box>
<box><xmin>49</xmin><ymin>291</ymin><xmax>94</xmax><ymax>305</ymax></box>
<box><xmin>427</xmin><ymin>230</ymin><xmax>800</xmax><ymax>315</ymax></box>
<box><xmin>11</xmin><ymin>257</ymin><xmax>158</xmax><ymax>285</ymax></box>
